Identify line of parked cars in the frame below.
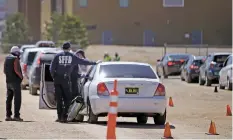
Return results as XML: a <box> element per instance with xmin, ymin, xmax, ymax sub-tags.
<box><xmin>156</xmin><ymin>52</ymin><xmax>232</xmax><ymax>91</ymax></box>
<box><xmin>19</xmin><ymin>40</ymin><xmax>61</xmax><ymax>95</ymax></box>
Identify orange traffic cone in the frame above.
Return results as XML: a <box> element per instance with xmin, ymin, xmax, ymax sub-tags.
<box><xmin>226</xmin><ymin>105</ymin><xmax>232</xmax><ymax>116</ymax></box>
<box><xmin>169</xmin><ymin>97</ymin><xmax>174</xmax><ymax>107</ymax></box>
<box><xmin>162</xmin><ymin>122</ymin><xmax>173</xmax><ymax>139</ymax></box>
<box><xmin>206</xmin><ymin>120</ymin><xmax>219</xmax><ymax>135</ymax></box>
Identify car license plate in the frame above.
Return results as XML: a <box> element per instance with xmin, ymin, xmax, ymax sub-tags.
<box><xmin>125</xmin><ymin>87</ymin><xmax>139</xmax><ymax>94</ymax></box>
<box><xmin>195</xmin><ymin>70</ymin><xmax>199</xmax><ymax>73</ymax></box>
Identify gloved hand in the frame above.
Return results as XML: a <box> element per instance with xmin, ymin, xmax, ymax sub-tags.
<box><xmin>96</xmin><ymin>60</ymin><xmax>102</xmax><ymax>64</ymax></box>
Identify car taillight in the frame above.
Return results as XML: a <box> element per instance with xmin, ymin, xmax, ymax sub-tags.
<box><xmin>23</xmin><ymin>64</ymin><xmax>27</xmax><ymax>73</ymax></box>
<box><xmin>190</xmin><ymin>65</ymin><xmax>199</xmax><ymax>69</ymax></box>
<box><xmin>180</xmin><ymin>59</ymin><xmax>185</xmax><ymax>63</ymax></box>
<box><xmin>154</xmin><ymin>83</ymin><xmax>165</xmax><ymax>96</ymax></box>
<box><xmin>167</xmin><ymin>61</ymin><xmax>173</xmax><ymax>66</ymax></box>
<box><xmin>97</xmin><ymin>82</ymin><xmax>109</xmax><ymax>96</ymax></box>
<box><xmin>37</xmin><ymin>53</ymin><xmax>43</xmax><ymax>65</ymax></box>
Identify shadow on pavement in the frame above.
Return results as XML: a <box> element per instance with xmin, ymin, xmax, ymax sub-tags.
<box><xmin>0</xmin><ymin>138</ymin><xmax>7</xmax><ymax>140</ymax></box>
<box><xmin>95</xmin><ymin>121</ymin><xmax>176</xmax><ymax>129</ymax></box>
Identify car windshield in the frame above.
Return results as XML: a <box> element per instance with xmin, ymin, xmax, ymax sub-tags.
<box><xmin>27</xmin><ymin>52</ymin><xmax>38</xmax><ymax>65</ymax></box>
<box><xmin>169</xmin><ymin>54</ymin><xmax>190</xmax><ymax>60</ymax></box>
<box><xmin>213</xmin><ymin>55</ymin><xmax>230</xmax><ymax>63</ymax></box>
<box><xmin>193</xmin><ymin>60</ymin><xmax>204</xmax><ymax>66</ymax></box>
<box><xmin>99</xmin><ymin>64</ymin><xmax>157</xmax><ymax>79</ymax></box>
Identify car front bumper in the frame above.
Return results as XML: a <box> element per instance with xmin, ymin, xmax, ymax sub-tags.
<box><xmin>89</xmin><ymin>95</ymin><xmax>166</xmax><ymax>116</ymax></box>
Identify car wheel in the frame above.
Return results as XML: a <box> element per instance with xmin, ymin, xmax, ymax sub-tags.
<box><xmin>227</xmin><ymin>77</ymin><xmax>232</xmax><ymax>90</ymax></box>
<box><xmin>29</xmin><ymin>86</ymin><xmax>37</xmax><ymax>95</ymax></box>
<box><xmin>87</xmin><ymin>99</ymin><xmax>98</xmax><ymax>124</ymax></box>
<box><xmin>163</xmin><ymin>68</ymin><xmax>168</xmax><ymax>79</ymax></box>
<box><xmin>136</xmin><ymin>115</ymin><xmax>148</xmax><ymax>124</ymax></box>
<box><xmin>219</xmin><ymin>82</ymin><xmax>225</xmax><ymax>89</ymax></box>
<box><xmin>180</xmin><ymin>73</ymin><xmax>185</xmax><ymax>81</ymax></box>
<box><xmin>21</xmin><ymin>84</ymin><xmax>27</xmax><ymax>90</ymax></box>
<box><xmin>186</xmin><ymin>73</ymin><xmax>192</xmax><ymax>83</ymax></box>
<box><xmin>199</xmin><ymin>75</ymin><xmax>205</xmax><ymax>85</ymax></box>
<box><xmin>153</xmin><ymin>110</ymin><xmax>166</xmax><ymax>125</ymax></box>
<box><xmin>205</xmin><ymin>75</ymin><xmax>212</xmax><ymax>86</ymax></box>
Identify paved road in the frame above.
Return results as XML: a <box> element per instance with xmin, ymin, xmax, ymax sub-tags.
<box><xmin>0</xmin><ymin>60</ymin><xmax>231</xmax><ymax>139</ymax></box>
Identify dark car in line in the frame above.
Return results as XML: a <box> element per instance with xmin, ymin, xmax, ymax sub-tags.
<box><xmin>28</xmin><ymin>48</ymin><xmax>62</xmax><ymax>95</ymax></box>
<box><xmin>180</xmin><ymin>55</ymin><xmax>206</xmax><ymax>83</ymax></box>
<box><xmin>156</xmin><ymin>53</ymin><xmax>191</xmax><ymax>78</ymax></box>
<box><xmin>199</xmin><ymin>53</ymin><xmax>231</xmax><ymax>86</ymax></box>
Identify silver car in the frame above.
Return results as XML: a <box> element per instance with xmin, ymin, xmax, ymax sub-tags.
<box><xmin>20</xmin><ymin>47</ymin><xmax>55</xmax><ymax>89</ymax></box>
<box><xmin>219</xmin><ymin>54</ymin><xmax>233</xmax><ymax>90</ymax></box>
<box><xmin>39</xmin><ymin>62</ymin><xmax>167</xmax><ymax>125</ymax></box>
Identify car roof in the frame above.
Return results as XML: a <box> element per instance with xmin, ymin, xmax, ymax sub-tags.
<box><xmin>193</xmin><ymin>56</ymin><xmax>206</xmax><ymax>60</ymax></box>
<box><xmin>209</xmin><ymin>52</ymin><xmax>232</xmax><ymax>56</ymax></box>
<box><xmin>40</xmin><ymin>48</ymin><xmax>62</xmax><ymax>53</ymax></box>
<box><xmin>166</xmin><ymin>53</ymin><xmax>191</xmax><ymax>56</ymax></box>
<box><xmin>20</xmin><ymin>45</ymin><xmax>35</xmax><ymax>48</ymax></box>
<box><xmin>35</xmin><ymin>40</ymin><xmax>55</xmax><ymax>44</ymax></box>
<box><xmin>24</xmin><ymin>47</ymin><xmax>54</xmax><ymax>53</ymax></box>
<box><xmin>99</xmin><ymin>61</ymin><xmax>151</xmax><ymax>66</ymax></box>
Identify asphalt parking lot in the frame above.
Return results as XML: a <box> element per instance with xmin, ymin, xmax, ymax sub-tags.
<box><xmin>0</xmin><ymin>55</ymin><xmax>231</xmax><ymax>139</ymax></box>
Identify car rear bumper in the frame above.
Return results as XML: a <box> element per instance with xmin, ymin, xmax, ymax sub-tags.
<box><xmin>89</xmin><ymin>95</ymin><xmax>166</xmax><ymax>116</ymax></box>
<box><xmin>207</xmin><ymin>71</ymin><xmax>220</xmax><ymax>81</ymax></box>
<box><xmin>166</xmin><ymin>67</ymin><xmax>181</xmax><ymax>75</ymax></box>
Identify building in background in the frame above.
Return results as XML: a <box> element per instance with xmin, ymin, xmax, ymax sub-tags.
<box><xmin>18</xmin><ymin>0</ymin><xmax>73</xmax><ymax>42</ymax></box>
<box><xmin>72</xmin><ymin>0</ymin><xmax>232</xmax><ymax>46</ymax></box>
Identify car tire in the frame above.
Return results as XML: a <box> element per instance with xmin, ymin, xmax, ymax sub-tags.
<box><xmin>199</xmin><ymin>75</ymin><xmax>205</xmax><ymax>85</ymax></box>
<box><xmin>227</xmin><ymin>77</ymin><xmax>232</xmax><ymax>90</ymax></box>
<box><xmin>163</xmin><ymin>68</ymin><xmax>168</xmax><ymax>79</ymax></box>
<box><xmin>153</xmin><ymin>110</ymin><xmax>166</xmax><ymax>125</ymax></box>
<box><xmin>87</xmin><ymin>99</ymin><xmax>98</xmax><ymax>124</ymax></box>
<box><xmin>136</xmin><ymin>115</ymin><xmax>148</xmax><ymax>124</ymax></box>
<box><xmin>219</xmin><ymin>82</ymin><xmax>225</xmax><ymax>89</ymax></box>
<box><xmin>180</xmin><ymin>74</ymin><xmax>185</xmax><ymax>81</ymax></box>
<box><xmin>186</xmin><ymin>73</ymin><xmax>192</xmax><ymax>83</ymax></box>
<box><xmin>29</xmin><ymin>86</ymin><xmax>37</xmax><ymax>95</ymax></box>
<box><xmin>21</xmin><ymin>84</ymin><xmax>27</xmax><ymax>90</ymax></box>
<box><xmin>205</xmin><ymin>75</ymin><xmax>212</xmax><ymax>86</ymax></box>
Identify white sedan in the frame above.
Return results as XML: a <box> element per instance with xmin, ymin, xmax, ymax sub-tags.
<box><xmin>77</xmin><ymin>61</ymin><xmax>167</xmax><ymax>124</ymax></box>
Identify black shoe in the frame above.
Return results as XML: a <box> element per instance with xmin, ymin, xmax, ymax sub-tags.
<box><xmin>55</xmin><ymin>118</ymin><xmax>60</xmax><ymax>122</ymax></box>
<box><xmin>13</xmin><ymin>117</ymin><xmax>23</xmax><ymax>121</ymax></box>
<box><xmin>5</xmin><ymin>116</ymin><xmax>13</xmax><ymax>121</ymax></box>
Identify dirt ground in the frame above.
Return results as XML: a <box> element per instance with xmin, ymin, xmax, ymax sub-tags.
<box><xmin>0</xmin><ymin>46</ymin><xmax>232</xmax><ymax>139</ymax></box>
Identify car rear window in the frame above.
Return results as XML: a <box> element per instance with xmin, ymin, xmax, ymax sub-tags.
<box><xmin>38</xmin><ymin>43</ymin><xmax>55</xmax><ymax>47</ymax></box>
<box><xmin>213</xmin><ymin>55</ymin><xmax>230</xmax><ymax>63</ymax></box>
<box><xmin>40</xmin><ymin>53</ymin><xmax>56</xmax><ymax>63</ymax></box>
<box><xmin>27</xmin><ymin>52</ymin><xmax>38</xmax><ymax>65</ymax></box>
<box><xmin>169</xmin><ymin>55</ymin><xmax>190</xmax><ymax>60</ymax></box>
<box><xmin>193</xmin><ymin>60</ymin><xmax>204</xmax><ymax>66</ymax></box>
<box><xmin>99</xmin><ymin>64</ymin><xmax>157</xmax><ymax>79</ymax></box>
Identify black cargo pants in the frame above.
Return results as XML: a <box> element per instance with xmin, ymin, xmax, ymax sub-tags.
<box><xmin>6</xmin><ymin>83</ymin><xmax>22</xmax><ymax>118</ymax></box>
<box><xmin>54</xmin><ymin>75</ymin><xmax>72</xmax><ymax>121</ymax></box>
<box><xmin>71</xmin><ymin>75</ymin><xmax>81</xmax><ymax>99</ymax></box>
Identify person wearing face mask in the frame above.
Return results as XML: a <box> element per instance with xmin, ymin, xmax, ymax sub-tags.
<box><xmin>70</xmin><ymin>49</ymin><xmax>88</xmax><ymax>100</ymax></box>
<box><xmin>3</xmin><ymin>46</ymin><xmax>23</xmax><ymax>121</ymax></box>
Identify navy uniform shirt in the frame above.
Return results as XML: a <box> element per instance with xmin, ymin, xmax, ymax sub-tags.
<box><xmin>50</xmin><ymin>51</ymin><xmax>96</xmax><ymax>79</ymax></box>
